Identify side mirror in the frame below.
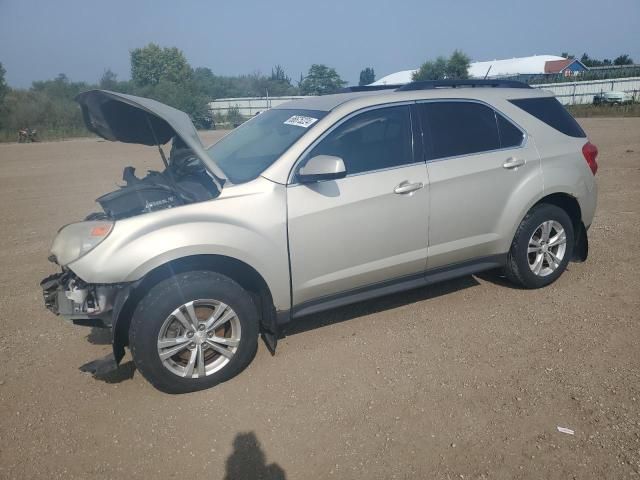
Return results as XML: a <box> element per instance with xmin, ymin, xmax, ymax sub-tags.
<box><xmin>298</xmin><ymin>155</ymin><xmax>347</xmax><ymax>183</ymax></box>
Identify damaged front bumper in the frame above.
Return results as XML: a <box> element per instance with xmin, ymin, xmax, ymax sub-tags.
<box><xmin>40</xmin><ymin>270</ymin><xmax>124</xmax><ymax>329</ymax></box>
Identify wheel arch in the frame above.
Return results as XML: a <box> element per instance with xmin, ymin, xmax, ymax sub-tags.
<box><xmin>112</xmin><ymin>254</ymin><xmax>279</xmax><ymax>364</ymax></box>
<box><xmin>531</xmin><ymin>192</ymin><xmax>588</xmax><ymax>262</ymax></box>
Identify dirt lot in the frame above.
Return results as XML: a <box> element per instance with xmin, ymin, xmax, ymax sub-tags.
<box><xmin>0</xmin><ymin>118</ymin><xmax>639</xmax><ymax>479</ymax></box>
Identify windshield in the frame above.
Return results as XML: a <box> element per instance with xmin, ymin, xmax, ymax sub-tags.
<box><xmin>206</xmin><ymin>108</ymin><xmax>327</xmax><ymax>184</ymax></box>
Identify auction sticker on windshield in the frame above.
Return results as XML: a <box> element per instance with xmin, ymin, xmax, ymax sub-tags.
<box><xmin>284</xmin><ymin>115</ymin><xmax>318</xmax><ymax>128</ymax></box>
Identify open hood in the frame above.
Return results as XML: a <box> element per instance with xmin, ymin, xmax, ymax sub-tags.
<box><xmin>75</xmin><ymin>90</ymin><xmax>226</xmax><ymax>185</ymax></box>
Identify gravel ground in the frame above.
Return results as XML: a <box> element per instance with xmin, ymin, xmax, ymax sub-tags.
<box><xmin>0</xmin><ymin>118</ymin><xmax>638</xmax><ymax>479</ymax></box>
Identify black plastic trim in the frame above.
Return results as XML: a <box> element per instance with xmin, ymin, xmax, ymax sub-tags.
<box><xmin>291</xmin><ymin>254</ymin><xmax>506</xmax><ymax>319</ymax></box>
<box><xmin>397</xmin><ymin>80</ymin><xmax>531</xmax><ymax>91</ymax></box>
<box><xmin>339</xmin><ymin>85</ymin><xmax>403</xmax><ymax>92</ymax></box>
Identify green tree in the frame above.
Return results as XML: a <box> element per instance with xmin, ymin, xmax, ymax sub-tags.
<box><xmin>130</xmin><ymin>43</ymin><xmax>192</xmax><ymax>87</ymax></box>
<box><xmin>413</xmin><ymin>50</ymin><xmax>470</xmax><ymax>81</ymax></box>
<box><xmin>412</xmin><ymin>56</ymin><xmax>448</xmax><ymax>81</ymax></box>
<box><xmin>99</xmin><ymin>68</ymin><xmax>118</xmax><ymax>90</ymax></box>
<box><xmin>0</xmin><ymin>62</ymin><xmax>8</xmax><ymax>129</ymax></box>
<box><xmin>299</xmin><ymin>64</ymin><xmax>347</xmax><ymax>95</ymax></box>
<box><xmin>359</xmin><ymin>67</ymin><xmax>375</xmax><ymax>86</ymax></box>
<box><xmin>560</xmin><ymin>52</ymin><xmax>575</xmax><ymax>59</ymax></box>
<box><xmin>614</xmin><ymin>54</ymin><xmax>633</xmax><ymax>66</ymax></box>
<box><xmin>446</xmin><ymin>50</ymin><xmax>470</xmax><ymax>79</ymax></box>
<box><xmin>267</xmin><ymin>65</ymin><xmax>298</xmax><ymax>96</ymax></box>
<box><xmin>0</xmin><ymin>62</ymin><xmax>8</xmax><ymax>104</ymax></box>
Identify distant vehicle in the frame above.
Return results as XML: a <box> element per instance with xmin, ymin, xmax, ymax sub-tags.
<box><xmin>593</xmin><ymin>91</ymin><xmax>634</xmax><ymax>105</ymax></box>
<box><xmin>42</xmin><ymin>83</ymin><xmax>598</xmax><ymax>393</ymax></box>
<box><xmin>18</xmin><ymin>127</ymin><xmax>38</xmax><ymax>143</ymax></box>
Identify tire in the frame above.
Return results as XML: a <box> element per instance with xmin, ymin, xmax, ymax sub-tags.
<box><xmin>504</xmin><ymin>204</ymin><xmax>574</xmax><ymax>289</ymax></box>
<box><xmin>129</xmin><ymin>270</ymin><xmax>259</xmax><ymax>394</ymax></box>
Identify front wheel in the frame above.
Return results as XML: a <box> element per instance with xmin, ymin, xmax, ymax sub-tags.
<box><xmin>129</xmin><ymin>271</ymin><xmax>259</xmax><ymax>394</ymax></box>
<box><xmin>504</xmin><ymin>204</ymin><xmax>575</xmax><ymax>289</ymax></box>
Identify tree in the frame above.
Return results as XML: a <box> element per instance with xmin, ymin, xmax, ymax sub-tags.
<box><xmin>0</xmin><ymin>62</ymin><xmax>8</xmax><ymax>129</ymax></box>
<box><xmin>130</xmin><ymin>43</ymin><xmax>192</xmax><ymax>87</ymax></box>
<box><xmin>412</xmin><ymin>56</ymin><xmax>448</xmax><ymax>81</ymax></box>
<box><xmin>580</xmin><ymin>53</ymin><xmax>615</xmax><ymax>68</ymax></box>
<box><xmin>270</xmin><ymin>65</ymin><xmax>290</xmax><ymax>84</ymax></box>
<box><xmin>299</xmin><ymin>64</ymin><xmax>347</xmax><ymax>95</ymax></box>
<box><xmin>446</xmin><ymin>50</ymin><xmax>470</xmax><ymax>79</ymax></box>
<box><xmin>560</xmin><ymin>52</ymin><xmax>575</xmax><ymax>59</ymax></box>
<box><xmin>0</xmin><ymin>62</ymin><xmax>8</xmax><ymax>104</ymax></box>
<box><xmin>413</xmin><ymin>50</ymin><xmax>471</xmax><ymax>81</ymax></box>
<box><xmin>614</xmin><ymin>54</ymin><xmax>633</xmax><ymax>66</ymax></box>
<box><xmin>267</xmin><ymin>65</ymin><xmax>297</xmax><ymax>96</ymax></box>
<box><xmin>359</xmin><ymin>67</ymin><xmax>375</xmax><ymax>86</ymax></box>
<box><xmin>99</xmin><ymin>68</ymin><xmax>118</xmax><ymax>90</ymax></box>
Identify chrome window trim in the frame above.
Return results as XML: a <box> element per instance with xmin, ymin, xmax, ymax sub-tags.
<box><xmin>415</xmin><ymin>98</ymin><xmax>529</xmax><ymax>164</ymax></box>
<box><xmin>287</xmin><ymin>101</ymin><xmax>419</xmax><ymax>186</ymax></box>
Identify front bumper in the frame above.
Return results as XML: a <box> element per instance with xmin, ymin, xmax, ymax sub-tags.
<box><xmin>40</xmin><ymin>270</ymin><xmax>119</xmax><ymax>328</ymax></box>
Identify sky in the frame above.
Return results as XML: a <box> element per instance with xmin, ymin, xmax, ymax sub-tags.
<box><xmin>1</xmin><ymin>0</ymin><xmax>639</xmax><ymax>88</ymax></box>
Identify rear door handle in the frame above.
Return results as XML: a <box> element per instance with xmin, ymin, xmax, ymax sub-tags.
<box><xmin>503</xmin><ymin>157</ymin><xmax>525</xmax><ymax>169</ymax></box>
<box><xmin>394</xmin><ymin>181</ymin><xmax>424</xmax><ymax>194</ymax></box>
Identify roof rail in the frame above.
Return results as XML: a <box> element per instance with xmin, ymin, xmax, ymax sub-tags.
<box><xmin>396</xmin><ymin>79</ymin><xmax>531</xmax><ymax>91</ymax></box>
<box><xmin>339</xmin><ymin>84</ymin><xmax>403</xmax><ymax>93</ymax></box>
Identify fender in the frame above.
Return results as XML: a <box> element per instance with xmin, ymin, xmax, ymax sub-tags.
<box><xmin>67</xmin><ymin>178</ymin><xmax>292</xmax><ymax>311</ymax></box>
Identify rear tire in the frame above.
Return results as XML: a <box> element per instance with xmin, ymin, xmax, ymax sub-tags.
<box><xmin>504</xmin><ymin>204</ymin><xmax>574</xmax><ymax>289</ymax></box>
<box><xmin>129</xmin><ymin>270</ymin><xmax>259</xmax><ymax>394</ymax></box>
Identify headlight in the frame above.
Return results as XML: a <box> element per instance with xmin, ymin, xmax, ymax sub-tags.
<box><xmin>50</xmin><ymin>221</ymin><xmax>114</xmax><ymax>265</ymax></box>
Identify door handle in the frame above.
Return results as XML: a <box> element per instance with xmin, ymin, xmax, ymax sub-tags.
<box><xmin>394</xmin><ymin>181</ymin><xmax>424</xmax><ymax>195</ymax></box>
<box><xmin>503</xmin><ymin>157</ymin><xmax>525</xmax><ymax>169</ymax></box>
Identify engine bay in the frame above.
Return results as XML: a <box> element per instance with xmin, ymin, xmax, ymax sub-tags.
<box><xmin>89</xmin><ymin>137</ymin><xmax>220</xmax><ymax>220</ymax></box>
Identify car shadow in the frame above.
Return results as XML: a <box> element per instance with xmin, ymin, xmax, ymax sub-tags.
<box><xmin>92</xmin><ymin>361</ymin><xmax>136</xmax><ymax>384</ymax></box>
<box><xmin>286</xmin><ymin>274</ymin><xmax>481</xmax><ymax>336</ymax></box>
<box><xmin>79</xmin><ymin>352</ymin><xmax>137</xmax><ymax>384</ymax></box>
<box><xmin>86</xmin><ymin>326</ymin><xmax>112</xmax><ymax>345</ymax></box>
<box><xmin>223</xmin><ymin>432</ymin><xmax>286</xmax><ymax>480</ymax></box>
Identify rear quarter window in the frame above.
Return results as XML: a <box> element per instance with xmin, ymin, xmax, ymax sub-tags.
<box><xmin>509</xmin><ymin>97</ymin><xmax>586</xmax><ymax>138</ymax></box>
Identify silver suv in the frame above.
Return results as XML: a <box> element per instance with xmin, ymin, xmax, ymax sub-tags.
<box><xmin>41</xmin><ymin>81</ymin><xmax>598</xmax><ymax>393</ymax></box>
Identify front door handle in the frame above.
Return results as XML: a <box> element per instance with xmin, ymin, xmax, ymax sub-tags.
<box><xmin>503</xmin><ymin>157</ymin><xmax>525</xmax><ymax>169</ymax></box>
<box><xmin>394</xmin><ymin>181</ymin><xmax>424</xmax><ymax>194</ymax></box>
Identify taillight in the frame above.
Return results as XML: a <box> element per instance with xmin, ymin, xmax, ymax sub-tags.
<box><xmin>582</xmin><ymin>141</ymin><xmax>598</xmax><ymax>175</ymax></box>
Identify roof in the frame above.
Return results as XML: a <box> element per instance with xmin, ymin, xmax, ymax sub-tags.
<box><xmin>272</xmin><ymin>82</ymin><xmax>549</xmax><ymax>114</ymax></box>
<box><xmin>272</xmin><ymin>90</ymin><xmax>385</xmax><ymax>112</ymax></box>
<box><xmin>544</xmin><ymin>58</ymin><xmax>584</xmax><ymax>73</ymax></box>
<box><xmin>469</xmin><ymin>55</ymin><xmax>566</xmax><ymax>77</ymax></box>
<box><xmin>371</xmin><ymin>55</ymin><xmax>568</xmax><ymax>85</ymax></box>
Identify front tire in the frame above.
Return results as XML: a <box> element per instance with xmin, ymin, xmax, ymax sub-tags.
<box><xmin>129</xmin><ymin>271</ymin><xmax>259</xmax><ymax>394</ymax></box>
<box><xmin>504</xmin><ymin>204</ymin><xmax>574</xmax><ymax>289</ymax></box>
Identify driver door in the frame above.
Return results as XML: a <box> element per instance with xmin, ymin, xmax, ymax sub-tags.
<box><xmin>286</xmin><ymin>104</ymin><xmax>429</xmax><ymax>307</ymax></box>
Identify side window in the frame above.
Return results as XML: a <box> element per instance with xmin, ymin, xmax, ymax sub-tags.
<box><xmin>509</xmin><ymin>97</ymin><xmax>586</xmax><ymax>138</ymax></box>
<box><xmin>496</xmin><ymin>113</ymin><xmax>525</xmax><ymax>148</ymax></box>
<box><xmin>305</xmin><ymin>105</ymin><xmax>413</xmax><ymax>175</ymax></box>
<box><xmin>419</xmin><ymin>101</ymin><xmax>500</xmax><ymax>159</ymax></box>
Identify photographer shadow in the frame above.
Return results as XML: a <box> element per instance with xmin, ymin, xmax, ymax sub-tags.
<box><xmin>223</xmin><ymin>432</ymin><xmax>286</xmax><ymax>480</ymax></box>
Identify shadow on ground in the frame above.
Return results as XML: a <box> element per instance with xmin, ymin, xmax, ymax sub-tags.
<box><xmin>287</xmin><ymin>274</ymin><xmax>485</xmax><ymax>336</ymax></box>
<box><xmin>224</xmin><ymin>432</ymin><xmax>285</xmax><ymax>480</ymax></box>
<box><xmin>86</xmin><ymin>327</ymin><xmax>112</xmax><ymax>345</ymax></box>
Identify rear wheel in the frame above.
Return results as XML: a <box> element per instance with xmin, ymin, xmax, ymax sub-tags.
<box><xmin>129</xmin><ymin>271</ymin><xmax>259</xmax><ymax>394</ymax></box>
<box><xmin>505</xmin><ymin>204</ymin><xmax>574</xmax><ymax>289</ymax></box>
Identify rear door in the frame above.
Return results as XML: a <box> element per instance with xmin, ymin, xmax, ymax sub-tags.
<box><xmin>287</xmin><ymin>104</ymin><xmax>429</xmax><ymax>306</ymax></box>
<box><xmin>417</xmin><ymin>100</ymin><xmax>542</xmax><ymax>269</ymax></box>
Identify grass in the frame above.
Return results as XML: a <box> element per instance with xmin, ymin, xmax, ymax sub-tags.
<box><xmin>567</xmin><ymin>103</ymin><xmax>640</xmax><ymax>118</ymax></box>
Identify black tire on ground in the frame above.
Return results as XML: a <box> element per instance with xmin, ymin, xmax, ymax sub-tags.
<box><xmin>129</xmin><ymin>270</ymin><xmax>259</xmax><ymax>394</ymax></box>
<box><xmin>504</xmin><ymin>203</ymin><xmax>575</xmax><ymax>289</ymax></box>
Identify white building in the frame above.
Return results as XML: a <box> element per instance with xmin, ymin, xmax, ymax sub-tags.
<box><xmin>370</xmin><ymin>55</ymin><xmax>569</xmax><ymax>85</ymax></box>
